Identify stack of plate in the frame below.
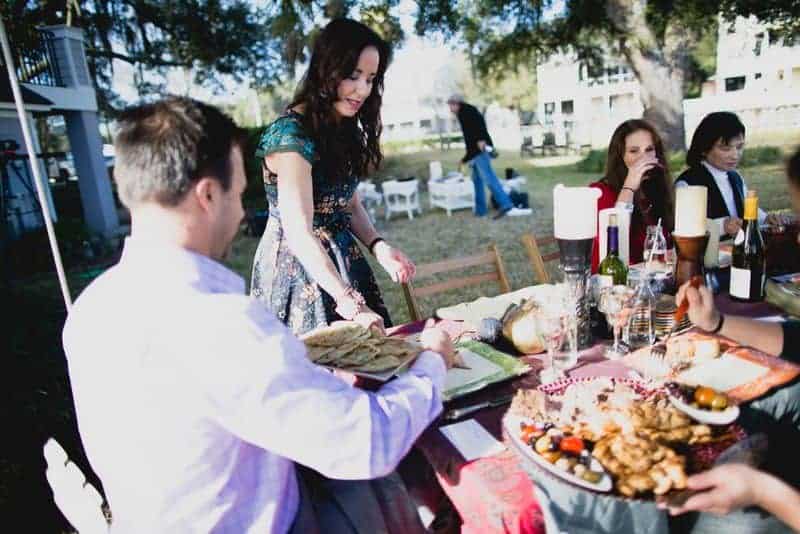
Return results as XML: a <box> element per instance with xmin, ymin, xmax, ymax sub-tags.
<box><xmin>654</xmin><ymin>294</ymin><xmax>691</xmax><ymax>339</ymax></box>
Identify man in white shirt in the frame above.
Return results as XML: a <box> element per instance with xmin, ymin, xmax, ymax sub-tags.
<box><xmin>62</xmin><ymin>96</ymin><xmax>457</xmax><ymax>533</ymax></box>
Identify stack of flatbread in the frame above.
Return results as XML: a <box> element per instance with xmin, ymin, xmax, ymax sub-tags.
<box><xmin>300</xmin><ymin>322</ymin><xmax>421</xmax><ymax>373</ymax></box>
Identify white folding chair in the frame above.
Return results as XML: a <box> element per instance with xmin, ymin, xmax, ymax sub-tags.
<box><xmin>356</xmin><ymin>180</ymin><xmax>383</xmax><ymax>223</ymax></box>
<box><xmin>382</xmin><ymin>179</ymin><xmax>421</xmax><ymax>220</ymax></box>
<box><xmin>44</xmin><ymin>438</ymin><xmax>109</xmax><ymax>534</ymax></box>
<box><xmin>428</xmin><ymin>171</ymin><xmax>475</xmax><ymax>216</ymax></box>
<box><xmin>428</xmin><ymin>161</ymin><xmax>443</xmax><ymax>181</ymax></box>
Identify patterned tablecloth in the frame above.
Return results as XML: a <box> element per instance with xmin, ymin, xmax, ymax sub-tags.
<box><xmin>393</xmin><ymin>293</ymin><xmax>798</xmax><ymax>534</ymax></box>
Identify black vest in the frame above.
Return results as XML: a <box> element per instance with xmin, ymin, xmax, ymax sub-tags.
<box><xmin>675</xmin><ymin>165</ymin><xmax>745</xmax><ymax>220</ymax></box>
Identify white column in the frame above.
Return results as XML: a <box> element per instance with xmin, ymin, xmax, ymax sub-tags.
<box><xmin>64</xmin><ymin>110</ymin><xmax>119</xmax><ymax>236</ymax></box>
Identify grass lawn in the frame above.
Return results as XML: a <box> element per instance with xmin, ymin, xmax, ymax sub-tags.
<box><xmin>1</xmin><ymin>148</ymin><xmax>793</xmax><ymax>532</ymax></box>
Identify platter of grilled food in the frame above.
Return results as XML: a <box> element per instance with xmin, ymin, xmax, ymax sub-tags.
<box><xmin>503</xmin><ymin>377</ymin><xmax>743</xmax><ymax>499</ymax></box>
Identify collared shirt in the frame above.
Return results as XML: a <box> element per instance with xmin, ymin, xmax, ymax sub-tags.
<box><xmin>675</xmin><ymin>162</ymin><xmax>766</xmax><ymax>235</ymax></box>
<box><xmin>63</xmin><ymin>237</ymin><xmax>446</xmax><ymax>534</ymax></box>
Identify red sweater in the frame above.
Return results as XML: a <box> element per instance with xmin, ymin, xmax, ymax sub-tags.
<box><xmin>590</xmin><ymin>180</ymin><xmax>651</xmax><ymax>273</ymax></box>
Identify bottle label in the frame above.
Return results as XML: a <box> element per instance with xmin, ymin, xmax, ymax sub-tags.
<box><xmin>730</xmin><ymin>267</ymin><xmax>751</xmax><ymax>299</ymax></box>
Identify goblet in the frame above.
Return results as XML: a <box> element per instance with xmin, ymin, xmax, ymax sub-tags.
<box><xmin>598</xmin><ymin>285</ymin><xmax>635</xmax><ymax>360</ymax></box>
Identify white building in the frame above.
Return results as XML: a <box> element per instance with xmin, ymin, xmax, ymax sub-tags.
<box><xmin>1</xmin><ymin>25</ymin><xmax>118</xmax><ymax>245</ymax></box>
<box><xmin>535</xmin><ymin>50</ymin><xmax>641</xmax><ymax>148</ymax></box>
<box><xmin>684</xmin><ymin>15</ymin><xmax>800</xmax><ymax>145</ymax></box>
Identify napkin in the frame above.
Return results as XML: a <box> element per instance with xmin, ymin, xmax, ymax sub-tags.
<box><xmin>439</xmin><ymin>419</ymin><xmax>506</xmax><ymax>461</ymax></box>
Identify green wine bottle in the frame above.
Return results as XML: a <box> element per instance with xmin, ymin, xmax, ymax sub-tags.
<box><xmin>599</xmin><ymin>213</ymin><xmax>628</xmax><ymax>286</ymax></box>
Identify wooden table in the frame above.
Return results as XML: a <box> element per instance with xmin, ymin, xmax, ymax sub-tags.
<box><xmin>398</xmin><ymin>293</ymin><xmax>789</xmax><ymax>534</ymax></box>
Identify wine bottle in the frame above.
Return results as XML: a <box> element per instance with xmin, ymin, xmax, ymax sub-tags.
<box><xmin>599</xmin><ymin>213</ymin><xmax>628</xmax><ymax>286</ymax></box>
<box><xmin>730</xmin><ymin>190</ymin><xmax>766</xmax><ymax>302</ymax></box>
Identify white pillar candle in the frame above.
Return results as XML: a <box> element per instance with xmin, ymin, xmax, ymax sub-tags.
<box><xmin>704</xmin><ymin>218</ymin><xmax>720</xmax><ymax>268</ymax></box>
<box><xmin>674</xmin><ymin>185</ymin><xmax>708</xmax><ymax>237</ymax></box>
<box><xmin>553</xmin><ymin>184</ymin><xmax>601</xmax><ymax>239</ymax></box>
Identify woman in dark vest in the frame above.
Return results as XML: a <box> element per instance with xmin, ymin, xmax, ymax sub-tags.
<box><xmin>675</xmin><ymin>111</ymin><xmax>776</xmax><ymax>238</ymax></box>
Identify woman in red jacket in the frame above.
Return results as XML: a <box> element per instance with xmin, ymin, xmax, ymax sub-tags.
<box><xmin>590</xmin><ymin>119</ymin><xmax>675</xmax><ymax>272</ymax></box>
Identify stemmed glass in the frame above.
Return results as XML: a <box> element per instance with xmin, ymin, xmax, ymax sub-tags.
<box><xmin>598</xmin><ymin>285</ymin><xmax>635</xmax><ymax>360</ymax></box>
<box><xmin>535</xmin><ymin>301</ymin><xmax>568</xmax><ymax>384</ymax></box>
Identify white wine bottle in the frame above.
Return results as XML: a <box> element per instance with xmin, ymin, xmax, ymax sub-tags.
<box><xmin>730</xmin><ymin>190</ymin><xmax>766</xmax><ymax>302</ymax></box>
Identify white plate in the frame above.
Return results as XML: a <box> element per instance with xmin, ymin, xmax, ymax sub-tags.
<box><xmin>667</xmin><ymin>393</ymin><xmax>740</xmax><ymax>426</ymax></box>
<box><xmin>503</xmin><ymin>414</ymin><xmax>613</xmax><ymax>492</ymax></box>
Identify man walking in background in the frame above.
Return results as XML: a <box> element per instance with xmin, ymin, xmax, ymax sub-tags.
<box><xmin>448</xmin><ymin>94</ymin><xmax>532</xmax><ymax>219</ymax></box>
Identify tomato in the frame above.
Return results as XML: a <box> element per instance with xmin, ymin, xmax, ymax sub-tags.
<box><xmin>694</xmin><ymin>386</ymin><xmax>716</xmax><ymax>408</ymax></box>
<box><xmin>559</xmin><ymin>436</ymin><xmax>585</xmax><ymax>455</ymax></box>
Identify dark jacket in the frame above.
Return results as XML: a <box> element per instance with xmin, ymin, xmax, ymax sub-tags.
<box><xmin>782</xmin><ymin>322</ymin><xmax>800</xmax><ymax>362</ymax></box>
<box><xmin>675</xmin><ymin>164</ymin><xmax>745</xmax><ymax>221</ymax></box>
<box><xmin>456</xmin><ymin>102</ymin><xmax>494</xmax><ymax>164</ymax></box>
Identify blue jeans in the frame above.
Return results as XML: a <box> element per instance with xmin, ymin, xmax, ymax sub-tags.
<box><xmin>469</xmin><ymin>152</ymin><xmax>513</xmax><ymax>216</ymax></box>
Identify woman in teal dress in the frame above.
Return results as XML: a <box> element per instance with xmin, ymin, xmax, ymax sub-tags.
<box><xmin>250</xmin><ymin>19</ymin><xmax>415</xmax><ymax>337</ymax></box>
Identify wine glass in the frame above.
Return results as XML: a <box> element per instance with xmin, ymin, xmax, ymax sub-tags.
<box><xmin>598</xmin><ymin>285</ymin><xmax>635</xmax><ymax>360</ymax></box>
<box><xmin>535</xmin><ymin>303</ymin><xmax>567</xmax><ymax>384</ymax></box>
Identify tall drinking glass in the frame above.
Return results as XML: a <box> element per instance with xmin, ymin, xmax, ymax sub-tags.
<box><xmin>535</xmin><ymin>305</ymin><xmax>567</xmax><ymax>384</ymax></box>
<box><xmin>558</xmin><ymin>275</ymin><xmax>584</xmax><ymax>369</ymax></box>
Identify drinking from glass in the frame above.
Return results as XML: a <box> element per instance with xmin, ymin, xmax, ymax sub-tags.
<box><xmin>598</xmin><ymin>285</ymin><xmax>635</xmax><ymax>360</ymax></box>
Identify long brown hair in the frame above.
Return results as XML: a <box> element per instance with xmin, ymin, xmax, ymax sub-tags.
<box><xmin>290</xmin><ymin>18</ymin><xmax>390</xmax><ymax>182</ymax></box>
<box><xmin>604</xmin><ymin>119</ymin><xmax>674</xmax><ymax>231</ymax></box>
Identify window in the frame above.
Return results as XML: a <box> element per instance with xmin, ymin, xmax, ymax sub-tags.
<box><xmin>544</xmin><ymin>102</ymin><xmax>555</xmax><ymax>115</ymax></box>
<box><xmin>561</xmin><ymin>100</ymin><xmax>574</xmax><ymax>114</ymax></box>
<box><xmin>420</xmin><ymin>119</ymin><xmax>432</xmax><ymax>129</ymax></box>
<box><xmin>725</xmin><ymin>76</ymin><xmax>746</xmax><ymax>92</ymax></box>
<box><xmin>755</xmin><ymin>72</ymin><xmax>762</xmax><ymax>80</ymax></box>
<box><xmin>400</xmin><ymin>121</ymin><xmax>413</xmax><ymax>129</ymax></box>
<box><xmin>754</xmin><ymin>32</ymin><xmax>764</xmax><ymax>56</ymax></box>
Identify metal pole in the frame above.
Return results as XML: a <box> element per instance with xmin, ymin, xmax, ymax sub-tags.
<box><xmin>0</xmin><ymin>17</ymin><xmax>72</xmax><ymax>311</ymax></box>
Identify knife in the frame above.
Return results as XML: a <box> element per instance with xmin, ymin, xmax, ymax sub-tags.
<box><xmin>443</xmin><ymin>394</ymin><xmax>514</xmax><ymax>421</ymax></box>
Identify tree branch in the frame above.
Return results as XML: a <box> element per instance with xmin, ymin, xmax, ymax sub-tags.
<box><xmin>85</xmin><ymin>47</ymin><xmax>187</xmax><ymax>68</ymax></box>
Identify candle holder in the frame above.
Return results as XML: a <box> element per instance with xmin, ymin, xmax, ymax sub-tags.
<box><xmin>557</xmin><ymin>237</ymin><xmax>594</xmax><ymax>349</ymax></box>
<box><xmin>672</xmin><ymin>233</ymin><xmax>709</xmax><ymax>289</ymax></box>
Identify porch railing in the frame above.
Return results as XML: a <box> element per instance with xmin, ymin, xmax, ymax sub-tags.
<box><xmin>12</xmin><ymin>29</ymin><xmax>64</xmax><ymax>87</ymax></box>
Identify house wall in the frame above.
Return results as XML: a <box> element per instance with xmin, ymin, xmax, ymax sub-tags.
<box><xmin>536</xmin><ymin>51</ymin><xmax>642</xmax><ymax>148</ymax></box>
<box><xmin>0</xmin><ymin>111</ymin><xmax>57</xmax><ymax>238</ymax></box>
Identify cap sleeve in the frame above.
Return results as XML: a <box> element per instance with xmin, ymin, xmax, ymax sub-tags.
<box><xmin>255</xmin><ymin>115</ymin><xmax>316</xmax><ymax>166</ymax></box>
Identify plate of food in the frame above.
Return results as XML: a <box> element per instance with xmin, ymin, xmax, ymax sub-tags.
<box><xmin>623</xmin><ymin>332</ymin><xmax>730</xmax><ymax>381</ymax></box>
<box><xmin>506</xmin><ymin>414</ymin><xmax>613</xmax><ymax>492</ymax></box>
<box><xmin>300</xmin><ymin>322</ymin><xmax>421</xmax><ymax>381</ymax></box>
<box><xmin>665</xmin><ymin>383</ymin><xmax>740</xmax><ymax>426</ymax></box>
<box><xmin>504</xmin><ymin>377</ymin><xmax>731</xmax><ymax>499</ymax></box>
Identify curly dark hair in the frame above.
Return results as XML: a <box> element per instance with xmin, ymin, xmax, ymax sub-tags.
<box><xmin>603</xmin><ymin>119</ymin><xmax>675</xmax><ymax>231</ymax></box>
<box><xmin>290</xmin><ymin>18</ymin><xmax>391</xmax><ymax>182</ymax></box>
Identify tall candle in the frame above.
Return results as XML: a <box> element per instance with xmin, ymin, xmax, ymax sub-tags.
<box><xmin>553</xmin><ymin>185</ymin><xmax>601</xmax><ymax>239</ymax></box>
<box><xmin>704</xmin><ymin>218</ymin><xmax>720</xmax><ymax>268</ymax></box>
<box><xmin>674</xmin><ymin>185</ymin><xmax>708</xmax><ymax>237</ymax></box>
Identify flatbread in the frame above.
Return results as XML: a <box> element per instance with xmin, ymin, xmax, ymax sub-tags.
<box><xmin>300</xmin><ymin>323</ymin><xmax>370</xmax><ymax>347</ymax></box>
<box><xmin>300</xmin><ymin>321</ymin><xmax>419</xmax><ymax>375</ymax></box>
<box><xmin>314</xmin><ymin>340</ymin><xmax>363</xmax><ymax>365</ymax></box>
